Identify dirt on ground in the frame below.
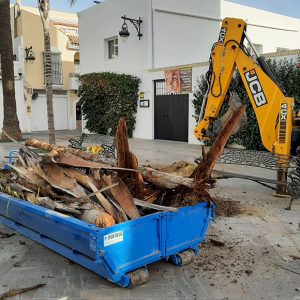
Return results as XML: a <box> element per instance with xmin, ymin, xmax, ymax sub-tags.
<box><xmin>160</xmin><ymin>191</ymin><xmax>254</xmax><ymax>218</ymax></box>
<box><xmin>213</xmin><ymin>196</ymin><xmax>257</xmax><ymax>217</ymax></box>
<box><xmin>187</xmin><ymin>228</ymin><xmax>266</xmax><ymax>285</ymax></box>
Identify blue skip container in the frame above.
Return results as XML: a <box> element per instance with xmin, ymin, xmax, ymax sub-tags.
<box><xmin>0</xmin><ymin>192</ymin><xmax>215</xmax><ymax>287</ymax></box>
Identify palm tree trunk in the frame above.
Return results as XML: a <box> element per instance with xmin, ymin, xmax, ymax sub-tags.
<box><xmin>43</xmin><ymin>24</ymin><xmax>56</xmax><ymax>144</ymax></box>
<box><xmin>38</xmin><ymin>0</ymin><xmax>55</xmax><ymax>144</ymax></box>
<box><xmin>0</xmin><ymin>0</ymin><xmax>22</xmax><ymax>141</ymax></box>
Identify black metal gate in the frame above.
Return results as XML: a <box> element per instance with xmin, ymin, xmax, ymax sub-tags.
<box><xmin>154</xmin><ymin>80</ymin><xmax>189</xmax><ymax>142</ymax></box>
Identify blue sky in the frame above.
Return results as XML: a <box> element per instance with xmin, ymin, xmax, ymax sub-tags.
<box><xmin>11</xmin><ymin>0</ymin><xmax>300</xmax><ymax>18</ymax></box>
<box><xmin>227</xmin><ymin>0</ymin><xmax>300</xmax><ymax>19</ymax></box>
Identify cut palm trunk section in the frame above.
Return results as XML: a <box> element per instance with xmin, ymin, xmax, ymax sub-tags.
<box><xmin>78</xmin><ymin>203</ymin><xmax>116</xmax><ymax>228</ymax></box>
<box><xmin>116</xmin><ymin>118</ymin><xmax>144</xmax><ymax>190</ymax></box>
<box><xmin>191</xmin><ymin>105</ymin><xmax>246</xmax><ymax>184</ymax></box>
<box><xmin>140</xmin><ymin>167</ymin><xmax>195</xmax><ymax>189</ymax></box>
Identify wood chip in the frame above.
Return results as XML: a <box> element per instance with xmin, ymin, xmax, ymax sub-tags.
<box><xmin>0</xmin><ymin>283</ymin><xmax>46</xmax><ymax>300</ymax></box>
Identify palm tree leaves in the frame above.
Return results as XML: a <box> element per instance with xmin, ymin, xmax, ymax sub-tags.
<box><xmin>37</xmin><ymin>0</ymin><xmax>50</xmax><ymax>20</ymax></box>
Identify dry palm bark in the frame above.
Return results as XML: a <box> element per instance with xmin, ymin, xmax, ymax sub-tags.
<box><xmin>39</xmin><ymin>164</ymin><xmax>87</xmax><ymax>198</ymax></box>
<box><xmin>2</xmin><ymin>144</ymin><xmax>125</xmax><ymax>227</ymax></box>
<box><xmin>7</xmin><ymin>163</ymin><xmax>49</xmax><ymax>188</ymax></box>
<box><xmin>25</xmin><ymin>139</ymin><xmax>196</xmax><ymax>190</ymax></box>
<box><xmin>191</xmin><ymin>105</ymin><xmax>246</xmax><ymax>183</ymax></box>
<box><xmin>87</xmin><ymin>181</ymin><xmax>122</xmax><ymax>222</ymax></box>
<box><xmin>51</xmin><ymin>151</ymin><xmax>136</xmax><ymax>172</ymax></box>
<box><xmin>24</xmin><ymin>140</ymin><xmax>137</xmax><ymax>172</ymax></box>
<box><xmin>102</xmin><ymin>174</ymin><xmax>141</xmax><ymax>219</ymax></box>
<box><xmin>59</xmin><ymin>167</ymin><xmax>101</xmax><ymax>190</ymax></box>
<box><xmin>116</xmin><ymin>118</ymin><xmax>144</xmax><ymax>189</ymax></box>
<box><xmin>22</xmin><ymin>112</ymin><xmax>243</xmax><ymax>227</ymax></box>
<box><xmin>52</xmin><ymin>151</ymin><xmax>112</xmax><ymax>169</ymax></box>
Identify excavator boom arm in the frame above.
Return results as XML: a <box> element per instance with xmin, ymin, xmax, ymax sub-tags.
<box><xmin>194</xmin><ymin>18</ymin><xmax>294</xmax><ymax>157</ymax></box>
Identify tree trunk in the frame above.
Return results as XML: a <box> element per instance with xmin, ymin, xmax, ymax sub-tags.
<box><xmin>0</xmin><ymin>0</ymin><xmax>22</xmax><ymax>141</ymax></box>
<box><xmin>38</xmin><ymin>1</ymin><xmax>56</xmax><ymax>144</ymax></box>
<box><xmin>191</xmin><ymin>106</ymin><xmax>246</xmax><ymax>183</ymax></box>
<box><xmin>116</xmin><ymin>118</ymin><xmax>144</xmax><ymax>189</ymax></box>
<box><xmin>140</xmin><ymin>167</ymin><xmax>195</xmax><ymax>189</ymax></box>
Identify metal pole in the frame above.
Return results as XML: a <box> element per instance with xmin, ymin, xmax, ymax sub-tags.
<box><xmin>276</xmin><ymin>169</ymin><xmax>287</xmax><ymax>195</ymax></box>
<box><xmin>243</xmin><ymin>30</ymin><xmax>260</xmax><ymax>58</ymax></box>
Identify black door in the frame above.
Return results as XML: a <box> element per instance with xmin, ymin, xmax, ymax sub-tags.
<box><xmin>154</xmin><ymin>80</ymin><xmax>189</xmax><ymax>142</ymax></box>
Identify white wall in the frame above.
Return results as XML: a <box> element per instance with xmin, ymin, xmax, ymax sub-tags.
<box><xmin>152</xmin><ymin>0</ymin><xmax>220</xmax><ymax>68</ymax></box>
<box><xmin>78</xmin><ymin>0</ymin><xmax>150</xmax><ymax>77</ymax></box>
<box><xmin>79</xmin><ymin>0</ymin><xmax>221</xmax><ymax>74</ymax></box>
<box><xmin>0</xmin><ymin>39</ymin><xmax>29</xmax><ymax>133</ymax></box>
<box><xmin>133</xmin><ymin>70</ymin><xmax>163</xmax><ymax>140</ymax></box>
<box><xmin>0</xmin><ymin>75</ymin><xmax>28</xmax><ymax>133</ymax></box>
<box><xmin>31</xmin><ymin>94</ymin><xmax>69</xmax><ymax>131</ymax></box>
<box><xmin>222</xmin><ymin>1</ymin><xmax>300</xmax><ymax>53</ymax></box>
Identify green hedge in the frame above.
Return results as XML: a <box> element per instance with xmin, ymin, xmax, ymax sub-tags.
<box><xmin>193</xmin><ymin>58</ymin><xmax>300</xmax><ymax>150</ymax></box>
<box><xmin>78</xmin><ymin>72</ymin><xmax>140</xmax><ymax>137</ymax></box>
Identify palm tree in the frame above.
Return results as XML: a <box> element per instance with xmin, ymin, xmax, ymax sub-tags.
<box><xmin>37</xmin><ymin>0</ymin><xmax>56</xmax><ymax>144</ymax></box>
<box><xmin>37</xmin><ymin>0</ymin><xmax>77</xmax><ymax>144</ymax></box>
<box><xmin>0</xmin><ymin>0</ymin><xmax>22</xmax><ymax>141</ymax></box>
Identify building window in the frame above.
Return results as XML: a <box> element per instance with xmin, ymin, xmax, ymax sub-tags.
<box><xmin>44</xmin><ymin>52</ymin><xmax>63</xmax><ymax>85</ymax></box>
<box><xmin>51</xmin><ymin>52</ymin><xmax>63</xmax><ymax>85</ymax></box>
<box><xmin>107</xmin><ymin>38</ymin><xmax>119</xmax><ymax>59</ymax></box>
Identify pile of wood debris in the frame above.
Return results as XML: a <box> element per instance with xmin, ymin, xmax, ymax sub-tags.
<box><xmin>0</xmin><ymin>107</ymin><xmax>245</xmax><ymax>227</ymax></box>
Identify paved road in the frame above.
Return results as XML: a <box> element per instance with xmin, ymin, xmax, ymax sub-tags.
<box><xmin>0</xmin><ymin>130</ymin><xmax>299</xmax><ymax>299</ymax></box>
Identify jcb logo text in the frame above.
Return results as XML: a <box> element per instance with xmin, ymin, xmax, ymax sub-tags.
<box><xmin>244</xmin><ymin>70</ymin><xmax>268</xmax><ymax>107</ymax></box>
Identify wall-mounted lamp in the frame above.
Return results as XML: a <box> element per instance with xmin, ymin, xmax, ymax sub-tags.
<box><xmin>119</xmin><ymin>15</ymin><xmax>142</xmax><ymax>41</ymax></box>
<box><xmin>24</xmin><ymin>46</ymin><xmax>35</xmax><ymax>61</ymax></box>
<box><xmin>18</xmin><ymin>68</ymin><xmax>23</xmax><ymax>78</ymax></box>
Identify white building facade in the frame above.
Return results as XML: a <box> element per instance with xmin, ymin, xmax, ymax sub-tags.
<box><xmin>79</xmin><ymin>0</ymin><xmax>300</xmax><ymax>144</ymax></box>
<box><xmin>0</xmin><ymin>45</ymin><xmax>28</xmax><ymax>133</ymax></box>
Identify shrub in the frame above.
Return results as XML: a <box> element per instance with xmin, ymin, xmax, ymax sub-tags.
<box><xmin>193</xmin><ymin>57</ymin><xmax>300</xmax><ymax>150</ymax></box>
<box><xmin>78</xmin><ymin>72</ymin><xmax>140</xmax><ymax>137</ymax></box>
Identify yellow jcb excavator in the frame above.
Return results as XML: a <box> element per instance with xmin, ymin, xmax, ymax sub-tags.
<box><xmin>194</xmin><ymin>17</ymin><xmax>300</xmax><ymax>158</ymax></box>
<box><xmin>194</xmin><ymin>17</ymin><xmax>300</xmax><ymax>209</ymax></box>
